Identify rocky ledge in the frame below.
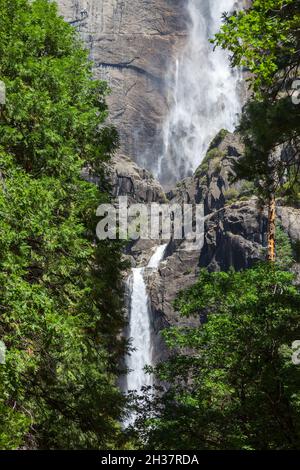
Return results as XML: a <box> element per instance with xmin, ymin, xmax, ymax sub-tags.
<box><xmin>108</xmin><ymin>130</ymin><xmax>300</xmax><ymax>362</ymax></box>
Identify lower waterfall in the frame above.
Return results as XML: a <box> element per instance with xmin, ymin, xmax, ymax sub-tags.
<box><xmin>124</xmin><ymin>244</ymin><xmax>168</xmax><ymax>415</ymax></box>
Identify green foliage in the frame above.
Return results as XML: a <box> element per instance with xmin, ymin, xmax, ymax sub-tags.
<box><xmin>207</xmin><ymin>129</ymin><xmax>229</xmax><ymax>152</ymax></box>
<box><xmin>0</xmin><ymin>0</ymin><xmax>126</xmax><ymax>449</ymax></box>
<box><xmin>233</xmin><ymin>98</ymin><xmax>300</xmax><ymax>199</ymax></box>
<box><xmin>239</xmin><ymin>180</ymin><xmax>255</xmax><ymax>198</ymax></box>
<box><xmin>134</xmin><ymin>264</ymin><xmax>300</xmax><ymax>450</ymax></box>
<box><xmin>196</xmin><ymin>148</ymin><xmax>224</xmax><ymax>175</ymax></box>
<box><xmin>293</xmin><ymin>239</ymin><xmax>300</xmax><ymax>263</ymax></box>
<box><xmin>214</xmin><ymin>0</ymin><xmax>299</xmax><ymax>95</ymax></box>
<box><xmin>280</xmin><ymin>168</ymin><xmax>300</xmax><ymax>206</ymax></box>
<box><xmin>195</xmin><ymin>130</ymin><xmax>228</xmax><ymax>176</ymax></box>
<box><xmin>223</xmin><ymin>187</ymin><xmax>239</xmax><ymax>204</ymax></box>
<box><xmin>214</xmin><ymin>1</ymin><xmax>300</xmax><ymax>201</ymax></box>
<box><xmin>0</xmin><ymin>382</ymin><xmax>30</xmax><ymax>449</ymax></box>
<box><xmin>276</xmin><ymin>222</ymin><xmax>294</xmax><ymax>268</ymax></box>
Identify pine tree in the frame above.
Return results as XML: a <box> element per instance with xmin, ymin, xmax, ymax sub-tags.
<box><xmin>214</xmin><ymin>0</ymin><xmax>300</xmax><ymax>261</ymax></box>
<box><xmin>0</xmin><ymin>0</ymin><xmax>126</xmax><ymax>449</ymax></box>
<box><xmin>133</xmin><ymin>264</ymin><xmax>300</xmax><ymax>450</ymax></box>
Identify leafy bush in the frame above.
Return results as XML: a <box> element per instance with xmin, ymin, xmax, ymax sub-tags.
<box><xmin>134</xmin><ymin>264</ymin><xmax>300</xmax><ymax>450</ymax></box>
<box><xmin>0</xmin><ymin>0</ymin><xmax>126</xmax><ymax>449</ymax></box>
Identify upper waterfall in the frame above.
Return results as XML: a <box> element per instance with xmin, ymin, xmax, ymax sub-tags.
<box><xmin>156</xmin><ymin>0</ymin><xmax>242</xmax><ymax>187</ymax></box>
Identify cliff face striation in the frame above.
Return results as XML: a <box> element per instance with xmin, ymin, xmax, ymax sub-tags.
<box><xmin>58</xmin><ymin>0</ymin><xmax>187</xmax><ymax>169</ymax></box>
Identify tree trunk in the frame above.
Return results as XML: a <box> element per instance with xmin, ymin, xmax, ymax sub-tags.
<box><xmin>267</xmin><ymin>194</ymin><xmax>276</xmax><ymax>262</ymax></box>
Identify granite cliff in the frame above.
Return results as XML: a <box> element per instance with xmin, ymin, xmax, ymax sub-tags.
<box><xmin>58</xmin><ymin>0</ymin><xmax>187</xmax><ymax>170</ymax></box>
<box><xmin>108</xmin><ymin>131</ymin><xmax>300</xmax><ymax>362</ymax></box>
<box><xmin>57</xmin><ymin>1</ymin><xmax>299</xmax><ymax>364</ymax></box>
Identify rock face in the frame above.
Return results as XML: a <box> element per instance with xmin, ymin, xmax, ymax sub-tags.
<box><xmin>192</xmin><ymin>130</ymin><xmax>268</xmax><ymax>271</ymax></box>
<box><xmin>109</xmin><ymin>132</ymin><xmax>300</xmax><ymax>344</ymax></box>
<box><xmin>277</xmin><ymin>206</ymin><xmax>300</xmax><ymax>242</ymax></box>
<box><xmin>199</xmin><ymin>199</ymin><xmax>267</xmax><ymax>272</ymax></box>
<box><xmin>57</xmin><ymin>0</ymin><xmax>187</xmax><ymax>169</ymax></box>
<box><xmin>146</xmin><ymin>132</ymin><xmax>267</xmax><ymax>334</ymax></box>
<box><xmin>58</xmin><ymin>1</ymin><xmax>299</xmax><ymax>363</ymax></box>
<box><xmin>109</xmin><ymin>154</ymin><xmax>166</xmax><ymax>204</ymax></box>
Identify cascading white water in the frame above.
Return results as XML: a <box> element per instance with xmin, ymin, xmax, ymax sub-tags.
<box><xmin>124</xmin><ymin>244</ymin><xmax>168</xmax><ymax>398</ymax></box>
<box><xmin>125</xmin><ymin>268</ymin><xmax>153</xmax><ymax>394</ymax></box>
<box><xmin>157</xmin><ymin>0</ymin><xmax>242</xmax><ymax>186</ymax></box>
<box><xmin>147</xmin><ymin>244</ymin><xmax>168</xmax><ymax>269</ymax></box>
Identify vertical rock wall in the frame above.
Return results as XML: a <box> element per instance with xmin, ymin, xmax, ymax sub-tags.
<box><xmin>57</xmin><ymin>0</ymin><xmax>187</xmax><ymax>169</ymax></box>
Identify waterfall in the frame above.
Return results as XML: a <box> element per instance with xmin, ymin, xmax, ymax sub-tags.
<box><xmin>124</xmin><ymin>244</ymin><xmax>168</xmax><ymax>398</ymax></box>
<box><xmin>125</xmin><ymin>268</ymin><xmax>153</xmax><ymax>395</ymax></box>
<box><xmin>157</xmin><ymin>0</ymin><xmax>242</xmax><ymax>187</ymax></box>
<box><xmin>147</xmin><ymin>244</ymin><xmax>169</xmax><ymax>269</ymax></box>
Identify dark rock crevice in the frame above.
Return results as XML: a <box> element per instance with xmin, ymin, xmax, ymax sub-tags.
<box><xmin>96</xmin><ymin>62</ymin><xmax>164</xmax><ymax>87</ymax></box>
